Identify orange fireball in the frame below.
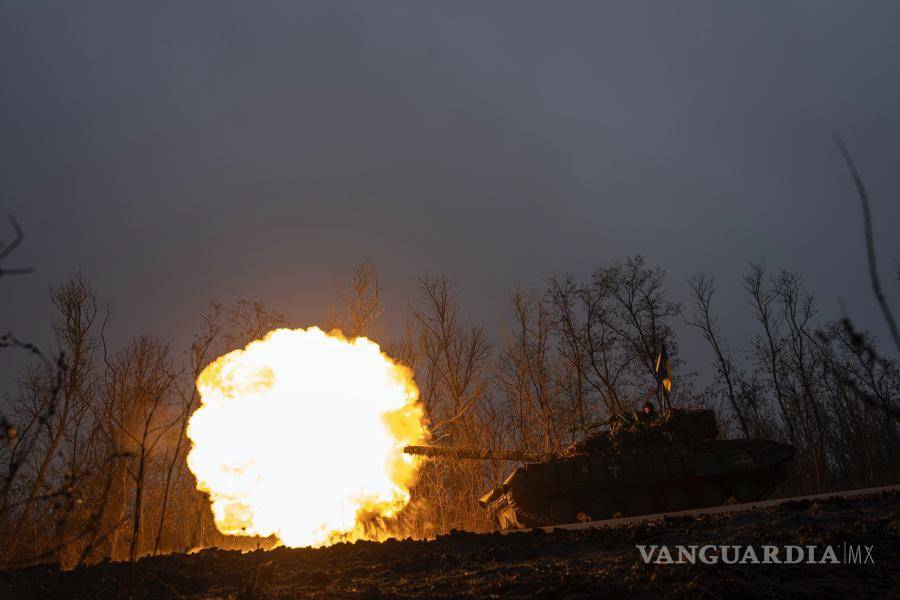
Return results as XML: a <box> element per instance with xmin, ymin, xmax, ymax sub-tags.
<box><xmin>186</xmin><ymin>327</ymin><xmax>427</xmax><ymax>547</ymax></box>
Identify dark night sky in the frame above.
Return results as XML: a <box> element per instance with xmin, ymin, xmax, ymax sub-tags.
<box><xmin>2</xmin><ymin>2</ymin><xmax>899</xmax><ymax>387</ymax></box>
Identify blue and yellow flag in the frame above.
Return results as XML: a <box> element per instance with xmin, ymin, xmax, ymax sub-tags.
<box><xmin>655</xmin><ymin>344</ymin><xmax>672</xmax><ymax>406</ymax></box>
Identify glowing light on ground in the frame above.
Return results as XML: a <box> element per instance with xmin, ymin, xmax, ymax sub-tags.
<box><xmin>186</xmin><ymin>327</ymin><xmax>427</xmax><ymax>547</ymax></box>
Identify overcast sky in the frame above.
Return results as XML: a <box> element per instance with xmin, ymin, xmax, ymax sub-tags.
<box><xmin>2</xmin><ymin>1</ymin><xmax>899</xmax><ymax>389</ymax></box>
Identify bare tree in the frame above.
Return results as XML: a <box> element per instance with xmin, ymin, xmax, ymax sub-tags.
<box><xmin>745</xmin><ymin>264</ymin><xmax>796</xmax><ymax>443</ymax></box>
<box><xmin>739</xmin><ymin>257</ymin><xmax>899</xmax><ymax>495</ymax></box>
<box><xmin>328</xmin><ymin>260</ymin><xmax>382</xmax><ymax>339</ymax></box>
<box><xmin>408</xmin><ymin>275</ymin><xmax>493</xmax><ymax>533</ymax></box>
<box><xmin>1</xmin><ymin>216</ymin><xmax>64</xmax><ymax>518</ymax></box>
<box><xmin>777</xmin><ymin>271</ymin><xmax>828</xmax><ymax>491</ymax></box>
<box><xmin>547</xmin><ymin>256</ymin><xmax>682</xmax><ymax>426</ymax></box>
<box><xmin>152</xmin><ymin>307</ymin><xmax>220</xmax><ymax>556</ymax></box>
<box><xmin>497</xmin><ymin>288</ymin><xmax>568</xmax><ymax>452</ymax></box>
<box><xmin>99</xmin><ymin>335</ymin><xmax>177</xmax><ymax>563</ymax></box>
<box><xmin>221</xmin><ymin>299</ymin><xmax>287</xmax><ymax>352</ymax></box>
<box><xmin>413</xmin><ymin>275</ymin><xmax>490</xmax><ymax>436</ymax></box>
<box><xmin>596</xmin><ymin>256</ymin><xmax>679</xmax><ymax>385</ymax></box>
<box><xmin>546</xmin><ymin>275</ymin><xmax>592</xmax><ymax>434</ymax></box>
<box><xmin>685</xmin><ymin>274</ymin><xmax>750</xmax><ymax>437</ymax></box>
<box><xmin>2</xmin><ymin>275</ymin><xmax>98</xmax><ymax>564</ymax></box>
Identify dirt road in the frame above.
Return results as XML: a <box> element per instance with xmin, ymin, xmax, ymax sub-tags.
<box><xmin>1</xmin><ymin>487</ymin><xmax>897</xmax><ymax>599</ymax></box>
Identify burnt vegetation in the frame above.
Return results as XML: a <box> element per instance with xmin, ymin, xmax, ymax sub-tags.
<box><xmin>1</xmin><ymin>140</ymin><xmax>899</xmax><ymax>570</ymax></box>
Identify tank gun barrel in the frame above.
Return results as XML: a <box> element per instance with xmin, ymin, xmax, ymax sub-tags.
<box><xmin>403</xmin><ymin>445</ymin><xmax>556</xmax><ymax>462</ymax></box>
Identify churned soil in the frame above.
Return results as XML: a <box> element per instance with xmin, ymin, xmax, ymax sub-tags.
<box><xmin>2</xmin><ymin>489</ymin><xmax>898</xmax><ymax>599</ymax></box>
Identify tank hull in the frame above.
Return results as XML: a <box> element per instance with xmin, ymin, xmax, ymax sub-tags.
<box><xmin>479</xmin><ymin>438</ymin><xmax>795</xmax><ymax>529</ymax></box>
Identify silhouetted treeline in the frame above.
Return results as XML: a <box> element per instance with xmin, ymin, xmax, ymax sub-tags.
<box><xmin>2</xmin><ymin>252</ymin><xmax>898</xmax><ymax>566</ymax></box>
<box><xmin>336</xmin><ymin>257</ymin><xmax>900</xmax><ymax>538</ymax></box>
<box><xmin>1</xmin><ymin>269</ymin><xmax>289</xmax><ymax>567</ymax></box>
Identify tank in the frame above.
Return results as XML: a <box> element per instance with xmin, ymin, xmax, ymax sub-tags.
<box><xmin>404</xmin><ymin>407</ymin><xmax>795</xmax><ymax>529</ymax></box>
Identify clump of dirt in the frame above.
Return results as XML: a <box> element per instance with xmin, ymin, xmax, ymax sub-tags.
<box><xmin>2</xmin><ymin>490</ymin><xmax>898</xmax><ymax>599</ymax></box>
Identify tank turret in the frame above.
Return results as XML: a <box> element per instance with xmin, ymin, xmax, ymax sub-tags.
<box><xmin>404</xmin><ymin>407</ymin><xmax>795</xmax><ymax>529</ymax></box>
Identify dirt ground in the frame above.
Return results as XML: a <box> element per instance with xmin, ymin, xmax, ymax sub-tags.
<box><xmin>2</xmin><ymin>489</ymin><xmax>898</xmax><ymax>599</ymax></box>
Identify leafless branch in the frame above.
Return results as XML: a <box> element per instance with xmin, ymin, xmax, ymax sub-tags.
<box><xmin>833</xmin><ymin>133</ymin><xmax>900</xmax><ymax>355</ymax></box>
<box><xmin>0</xmin><ymin>215</ymin><xmax>34</xmax><ymax>276</ymax></box>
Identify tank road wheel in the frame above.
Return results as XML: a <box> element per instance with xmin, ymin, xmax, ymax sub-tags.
<box><xmin>551</xmin><ymin>498</ymin><xmax>577</xmax><ymax>525</ymax></box>
<box><xmin>628</xmin><ymin>490</ymin><xmax>654</xmax><ymax>516</ymax></box>
<box><xmin>662</xmin><ymin>487</ymin><xmax>689</xmax><ymax>512</ymax></box>
<box><xmin>698</xmin><ymin>482</ymin><xmax>726</xmax><ymax>507</ymax></box>
<box><xmin>735</xmin><ymin>479</ymin><xmax>760</xmax><ymax>503</ymax></box>
<box><xmin>588</xmin><ymin>496</ymin><xmax>614</xmax><ymax>521</ymax></box>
